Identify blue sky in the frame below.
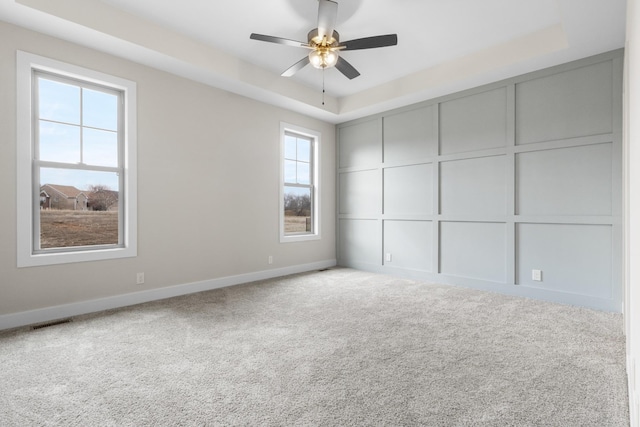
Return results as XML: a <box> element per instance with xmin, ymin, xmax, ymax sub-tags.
<box><xmin>284</xmin><ymin>134</ymin><xmax>310</xmax><ymax>186</ymax></box>
<box><xmin>38</xmin><ymin>76</ymin><xmax>119</xmax><ymax>191</ymax></box>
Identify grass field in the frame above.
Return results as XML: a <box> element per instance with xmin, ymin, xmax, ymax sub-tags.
<box><xmin>40</xmin><ymin>211</ymin><xmax>308</xmax><ymax>248</ymax></box>
<box><xmin>284</xmin><ymin>215</ymin><xmax>311</xmax><ymax>233</ymax></box>
<box><xmin>40</xmin><ymin>210</ymin><xmax>118</xmax><ymax>249</ymax></box>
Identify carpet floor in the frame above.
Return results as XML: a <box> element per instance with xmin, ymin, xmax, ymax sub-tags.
<box><xmin>0</xmin><ymin>268</ymin><xmax>629</xmax><ymax>426</ymax></box>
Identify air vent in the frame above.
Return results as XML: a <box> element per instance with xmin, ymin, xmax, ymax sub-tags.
<box><xmin>31</xmin><ymin>318</ymin><xmax>72</xmax><ymax>330</ymax></box>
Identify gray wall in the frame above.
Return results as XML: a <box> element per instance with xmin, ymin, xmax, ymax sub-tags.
<box><xmin>337</xmin><ymin>50</ymin><xmax>623</xmax><ymax>311</ymax></box>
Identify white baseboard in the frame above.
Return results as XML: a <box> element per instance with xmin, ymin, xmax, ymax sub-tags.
<box><xmin>0</xmin><ymin>259</ymin><xmax>336</xmax><ymax>331</ymax></box>
<box><xmin>632</xmin><ymin>390</ymin><xmax>639</xmax><ymax>427</ymax></box>
<box><xmin>630</xmin><ymin>355</ymin><xmax>639</xmax><ymax>427</ymax></box>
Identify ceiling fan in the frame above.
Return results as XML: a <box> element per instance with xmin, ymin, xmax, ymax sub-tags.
<box><xmin>249</xmin><ymin>0</ymin><xmax>398</xmax><ymax>80</ymax></box>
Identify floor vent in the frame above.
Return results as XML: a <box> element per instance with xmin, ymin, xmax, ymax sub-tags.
<box><xmin>31</xmin><ymin>318</ymin><xmax>72</xmax><ymax>330</ymax></box>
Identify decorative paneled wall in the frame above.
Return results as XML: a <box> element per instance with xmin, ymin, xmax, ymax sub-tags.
<box><xmin>336</xmin><ymin>50</ymin><xmax>623</xmax><ymax>311</ymax></box>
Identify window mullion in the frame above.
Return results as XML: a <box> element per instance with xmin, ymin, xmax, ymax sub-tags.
<box><xmin>79</xmin><ymin>87</ymin><xmax>84</xmax><ymax>165</ymax></box>
<box><xmin>118</xmin><ymin>90</ymin><xmax>124</xmax><ymax>246</ymax></box>
<box><xmin>32</xmin><ymin>72</ymin><xmax>41</xmax><ymax>252</ymax></box>
<box><xmin>35</xmin><ymin>160</ymin><xmax>120</xmax><ymax>174</ymax></box>
<box><xmin>33</xmin><ymin>164</ymin><xmax>41</xmax><ymax>252</ymax></box>
<box><xmin>284</xmin><ymin>182</ymin><xmax>311</xmax><ymax>189</ymax></box>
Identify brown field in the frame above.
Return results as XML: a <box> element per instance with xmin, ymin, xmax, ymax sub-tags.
<box><xmin>40</xmin><ymin>211</ymin><xmax>307</xmax><ymax>248</ymax></box>
<box><xmin>40</xmin><ymin>210</ymin><xmax>118</xmax><ymax>249</ymax></box>
<box><xmin>285</xmin><ymin>215</ymin><xmax>311</xmax><ymax>233</ymax></box>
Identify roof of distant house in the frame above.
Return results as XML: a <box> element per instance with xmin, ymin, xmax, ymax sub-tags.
<box><xmin>41</xmin><ymin>184</ymin><xmax>86</xmax><ymax>199</ymax></box>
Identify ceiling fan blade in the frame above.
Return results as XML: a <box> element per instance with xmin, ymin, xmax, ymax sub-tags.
<box><xmin>340</xmin><ymin>34</ymin><xmax>398</xmax><ymax>51</ymax></box>
<box><xmin>335</xmin><ymin>57</ymin><xmax>360</xmax><ymax>80</ymax></box>
<box><xmin>281</xmin><ymin>57</ymin><xmax>310</xmax><ymax>77</ymax></box>
<box><xmin>250</xmin><ymin>33</ymin><xmax>310</xmax><ymax>48</ymax></box>
<box><xmin>317</xmin><ymin>0</ymin><xmax>338</xmax><ymax>41</ymax></box>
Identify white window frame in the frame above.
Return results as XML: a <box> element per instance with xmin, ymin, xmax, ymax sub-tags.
<box><xmin>280</xmin><ymin>122</ymin><xmax>321</xmax><ymax>243</ymax></box>
<box><xmin>16</xmin><ymin>51</ymin><xmax>137</xmax><ymax>267</ymax></box>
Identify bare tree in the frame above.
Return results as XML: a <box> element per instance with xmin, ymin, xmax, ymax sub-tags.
<box><xmin>284</xmin><ymin>193</ymin><xmax>311</xmax><ymax>216</ymax></box>
<box><xmin>88</xmin><ymin>184</ymin><xmax>118</xmax><ymax>211</ymax></box>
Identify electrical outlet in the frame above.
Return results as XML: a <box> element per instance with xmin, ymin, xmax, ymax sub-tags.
<box><xmin>136</xmin><ymin>272</ymin><xmax>145</xmax><ymax>285</ymax></box>
<box><xmin>532</xmin><ymin>269</ymin><xmax>542</xmax><ymax>282</ymax></box>
<box><xmin>385</xmin><ymin>253</ymin><xmax>392</xmax><ymax>262</ymax></box>
<box><xmin>268</xmin><ymin>255</ymin><xmax>273</xmax><ymax>265</ymax></box>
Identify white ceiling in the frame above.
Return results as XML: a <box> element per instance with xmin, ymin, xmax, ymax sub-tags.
<box><xmin>0</xmin><ymin>0</ymin><xmax>627</xmax><ymax>123</ymax></box>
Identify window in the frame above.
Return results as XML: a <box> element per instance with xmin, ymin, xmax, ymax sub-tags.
<box><xmin>280</xmin><ymin>123</ymin><xmax>320</xmax><ymax>242</ymax></box>
<box><xmin>17</xmin><ymin>51</ymin><xmax>137</xmax><ymax>267</ymax></box>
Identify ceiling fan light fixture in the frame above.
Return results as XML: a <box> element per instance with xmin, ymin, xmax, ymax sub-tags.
<box><xmin>325</xmin><ymin>51</ymin><xmax>338</xmax><ymax>67</ymax></box>
<box><xmin>309</xmin><ymin>49</ymin><xmax>338</xmax><ymax>69</ymax></box>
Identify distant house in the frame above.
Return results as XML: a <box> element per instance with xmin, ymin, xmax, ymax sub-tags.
<box><xmin>40</xmin><ymin>184</ymin><xmax>89</xmax><ymax>211</ymax></box>
<box><xmin>87</xmin><ymin>188</ymin><xmax>119</xmax><ymax>212</ymax></box>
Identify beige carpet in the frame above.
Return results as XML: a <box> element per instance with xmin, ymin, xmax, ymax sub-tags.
<box><xmin>0</xmin><ymin>268</ymin><xmax>629</xmax><ymax>426</ymax></box>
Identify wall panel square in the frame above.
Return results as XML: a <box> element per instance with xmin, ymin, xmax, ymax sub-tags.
<box><xmin>384</xmin><ymin>164</ymin><xmax>433</xmax><ymax>215</ymax></box>
<box><xmin>339</xmin><ymin>219</ymin><xmax>379</xmax><ymax>265</ymax></box>
<box><xmin>384</xmin><ymin>220</ymin><xmax>432</xmax><ymax>272</ymax></box>
<box><xmin>440</xmin><ymin>155</ymin><xmax>507</xmax><ymax>215</ymax></box>
<box><xmin>338</xmin><ymin>119</ymin><xmax>380</xmax><ymax>168</ymax></box>
<box><xmin>516</xmin><ymin>143</ymin><xmax>613</xmax><ymax>216</ymax></box>
<box><xmin>383</xmin><ymin>106</ymin><xmax>437</xmax><ymax>163</ymax></box>
<box><xmin>517</xmin><ymin>223</ymin><xmax>612</xmax><ymax>298</ymax></box>
<box><xmin>440</xmin><ymin>87</ymin><xmax>508</xmax><ymax>155</ymax></box>
<box><xmin>516</xmin><ymin>61</ymin><xmax>613</xmax><ymax>144</ymax></box>
<box><xmin>440</xmin><ymin>222</ymin><xmax>506</xmax><ymax>282</ymax></box>
<box><xmin>339</xmin><ymin>170</ymin><xmax>380</xmax><ymax>215</ymax></box>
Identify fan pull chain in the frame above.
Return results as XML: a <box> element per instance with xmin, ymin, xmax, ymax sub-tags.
<box><xmin>322</xmin><ymin>68</ymin><xmax>325</xmax><ymax>106</ymax></box>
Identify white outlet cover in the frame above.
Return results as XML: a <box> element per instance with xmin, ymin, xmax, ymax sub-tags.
<box><xmin>532</xmin><ymin>269</ymin><xmax>542</xmax><ymax>281</ymax></box>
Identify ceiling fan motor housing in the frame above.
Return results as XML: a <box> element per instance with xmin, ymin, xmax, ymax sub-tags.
<box><xmin>308</xmin><ymin>28</ymin><xmax>340</xmax><ymax>46</ymax></box>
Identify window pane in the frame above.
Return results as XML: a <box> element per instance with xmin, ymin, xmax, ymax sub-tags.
<box><xmin>283</xmin><ymin>186</ymin><xmax>312</xmax><ymax>234</ymax></box>
<box><xmin>39</xmin><ymin>121</ymin><xmax>81</xmax><ymax>163</ymax></box>
<box><xmin>38</xmin><ymin>78</ymin><xmax>80</xmax><ymax>124</ymax></box>
<box><xmin>83</xmin><ymin>128</ymin><xmax>118</xmax><ymax>167</ymax></box>
<box><xmin>284</xmin><ymin>135</ymin><xmax>297</xmax><ymax>160</ymax></box>
<box><xmin>83</xmin><ymin>88</ymin><xmax>118</xmax><ymax>131</ymax></box>
<box><xmin>297</xmin><ymin>161</ymin><xmax>310</xmax><ymax>185</ymax></box>
<box><xmin>297</xmin><ymin>139</ymin><xmax>311</xmax><ymax>162</ymax></box>
<box><xmin>284</xmin><ymin>160</ymin><xmax>297</xmax><ymax>183</ymax></box>
<box><xmin>39</xmin><ymin>168</ymin><xmax>119</xmax><ymax>249</ymax></box>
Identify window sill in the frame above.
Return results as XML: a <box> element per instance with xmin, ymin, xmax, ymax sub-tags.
<box><xmin>280</xmin><ymin>233</ymin><xmax>321</xmax><ymax>243</ymax></box>
<box><xmin>17</xmin><ymin>245</ymin><xmax>136</xmax><ymax>268</ymax></box>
